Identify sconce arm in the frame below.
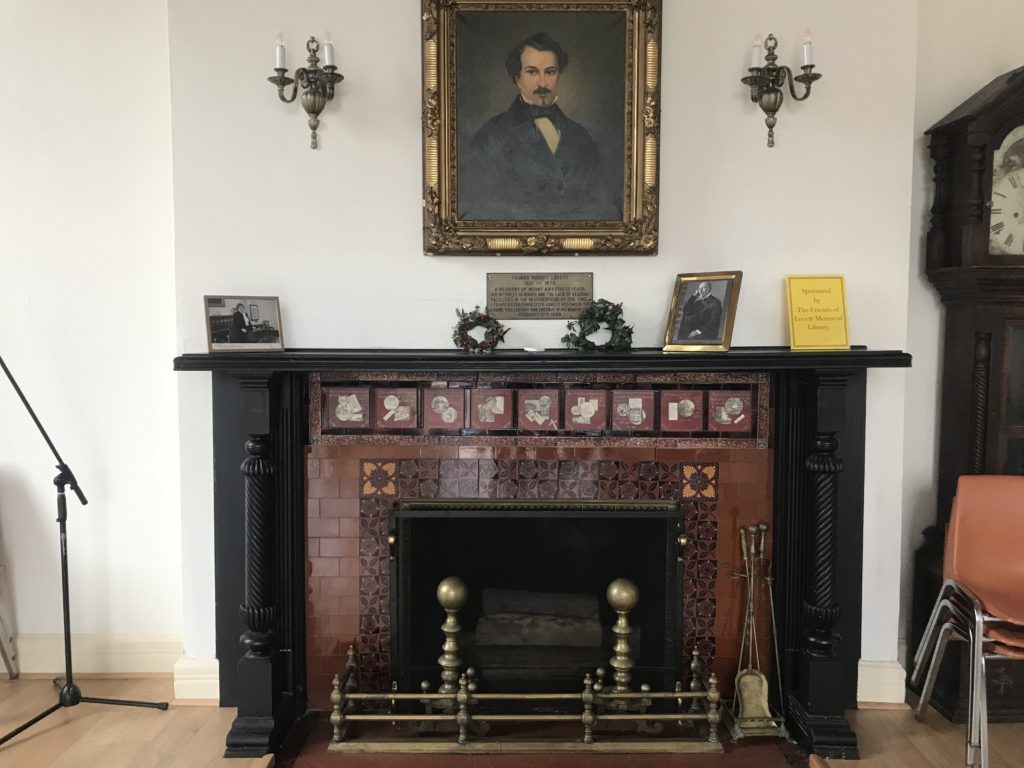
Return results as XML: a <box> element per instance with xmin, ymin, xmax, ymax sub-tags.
<box><xmin>784</xmin><ymin>66</ymin><xmax>821</xmax><ymax>102</ymax></box>
<box><xmin>269</xmin><ymin>69</ymin><xmax>300</xmax><ymax>104</ymax></box>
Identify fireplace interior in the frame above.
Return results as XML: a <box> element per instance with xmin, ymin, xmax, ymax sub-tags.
<box><xmin>392</xmin><ymin>503</ymin><xmax>682</xmax><ymax>695</ymax></box>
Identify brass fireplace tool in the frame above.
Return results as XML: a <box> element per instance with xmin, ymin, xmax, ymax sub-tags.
<box><xmin>329</xmin><ymin>576</ymin><xmax>722</xmax><ymax>753</ymax></box>
<box><xmin>723</xmin><ymin>521</ymin><xmax>787</xmax><ymax>739</ymax></box>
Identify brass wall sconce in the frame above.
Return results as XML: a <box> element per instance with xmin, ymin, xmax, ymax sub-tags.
<box><xmin>268</xmin><ymin>35</ymin><xmax>344</xmax><ymax>149</ymax></box>
<box><xmin>741</xmin><ymin>33</ymin><xmax>821</xmax><ymax>147</ymax></box>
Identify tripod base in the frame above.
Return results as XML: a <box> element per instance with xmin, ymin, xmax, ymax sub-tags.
<box><xmin>0</xmin><ymin>680</ymin><xmax>169</xmax><ymax>747</ymax></box>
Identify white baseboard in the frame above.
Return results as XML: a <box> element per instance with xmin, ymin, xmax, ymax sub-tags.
<box><xmin>173</xmin><ymin>655</ymin><xmax>220</xmax><ymax>700</ymax></box>
<box><xmin>857</xmin><ymin>659</ymin><xmax>907</xmax><ymax>705</ymax></box>
<box><xmin>16</xmin><ymin>633</ymin><xmax>182</xmax><ymax>675</ymax></box>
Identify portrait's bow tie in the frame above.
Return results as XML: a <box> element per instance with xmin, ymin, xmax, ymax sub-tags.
<box><xmin>527</xmin><ymin>104</ymin><xmax>559</xmax><ymax>120</ymax></box>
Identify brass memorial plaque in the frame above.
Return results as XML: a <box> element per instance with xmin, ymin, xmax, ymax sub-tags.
<box><xmin>486</xmin><ymin>273</ymin><xmax>594</xmax><ymax>320</ymax></box>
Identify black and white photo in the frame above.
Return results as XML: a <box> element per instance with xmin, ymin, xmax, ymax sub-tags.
<box><xmin>663</xmin><ymin>272</ymin><xmax>742</xmax><ymax>352</ymax></box>
<box><xmin>204</xmin><ymin>295</ymin><xmax>284</xmax><ymax>352</ymax></box>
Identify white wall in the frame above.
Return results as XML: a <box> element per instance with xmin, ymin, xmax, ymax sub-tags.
<box><xmin>899</xmin><ymin>0</ymin><xmax>1024</xmax><ymax>663</ymax></box>
<box><xmin>0</xmin><ymin>0</ymin><xmax>180</xmax><ymax>668</ymax></box>
<box><xmin>169</xmin><ymin>0</ymin><xmax>918</xmax><ymax>687</ymax></box>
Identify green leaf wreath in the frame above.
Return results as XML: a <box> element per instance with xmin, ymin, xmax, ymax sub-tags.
<box><xmin>562</xmin><ymin>298</ymin><xmax>634</xmax><ymax>352</ymax></box>
<box><xmin>452</xmin><ymin>306</ymin><xmax>509</xmax><ymax>354</ymax></box>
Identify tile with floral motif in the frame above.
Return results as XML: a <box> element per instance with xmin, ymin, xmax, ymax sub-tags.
<box><xmin>565</xmin><ymin>388</ymin><xmax>607</xmax><ymax>431</ymax></box>
<box><xmin>323</xmin><ymin>387</ymin><xmax>370</xmax><ymax>429</ymax></box>
<box><xmin>707</xmin><ymin>390</ymin><xmax>753</xmax><ymax>433</ymax></box>
<box><xmin>423</xmin><ymin>388</ymin><xmax>465</xmax><ymax>429</ymax></box>
<box><xmin>517</xmin><ymin>389</ymin><xmax>560</xmax><ymax>430</ymax></box>
<box><xmin>373</xmin><ymin>388</ymin><xmax>418</xmax><ymax>430</ymax></box>
<box><xmin>659</xmin><ymin>390</ymin><xmax>704</xmax><ymax>432</ymax></box>
<box><xmin>610</xmin><ymin>390</ymin><xmax>655</xmax><ymax>431</ymax></box>
<box><xmin>469</xmin><ymin>388</ymin><xmax>514</xmax><ymax>430</ymax></box>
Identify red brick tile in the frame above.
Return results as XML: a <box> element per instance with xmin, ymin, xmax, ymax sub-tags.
<box><xmin>307</xmin><ymin>518</ymin><xmax>340</xmax><ymax>538</ymax></box>
<box><xmin>310</xmin><ymin>557</ymin><xmax>340</xmax><ymax>578</ymax></box>
<box><xmin>338</xmin><ymin>595</ymin><xmax>360</xmax><ymax>616</ymax></box>
<box><xmin>320</xmin><ymin>497</ymin><xmax>359</xmax><ymax>518</ymax></box>
<box><xmin>321</xmin><ymin>576</ymin><xmax>359</xmax><ymax>597</ymax></box>
<box><xmin>457</xmin><ymin>446</ymin><xmax>493</xmax><ymax>460</ymax></box>
<box><xmin>338</xmin><ymin>518</ymin><xmax>359</xmax><ymax>538</ymax></box>
<box><xmin>319</xmin><ymin>537</ymin><xmax>358</xmax><ymax>558</ymax></box>
<box><xmin>307</xmin><ymin>478</ymin><xmax>341</xmax><ymax>498</ymax></box>
<box><xmin>306</xmin><ymin>499</ymin><xmax>320</xmax><ymax>519</ymax></box>
<box><xmin>330</xmin><ymin>615</ymin><xmax>360</xmax><ymax>636</ymax></box>
<box><xmin>338</xmin><ymin>558</ymin><xmax>360</xmax><ymax>578</ymax></box>
<box><xmin>321</xmin><ymin>458</ymin><xmax>359</xmax><ymax>481</ymax></box>
<box><xmin>307</xmin><ymin>538</ymin><xmax>319</xmax><ymax>558</ymax></box>
<box><xmin>306</xmin><ymin>458</ymin><xmax>320</xmax><ymax>479</ymax></box>
<box><xmin>419</xmin><ymin>445</ymin><xmax>461</xmax><ymax>459</ymax></box>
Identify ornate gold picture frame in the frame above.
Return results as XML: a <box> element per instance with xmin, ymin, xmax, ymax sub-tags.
<box><xmin>663</xmin><ymin>272</ymin><xmax>743</xmax><ymax>353</ymax></box>
<box><xmin>421</xmin><ymin>0</ymin><xmax>662</xmax><ymax>255</ymax></box>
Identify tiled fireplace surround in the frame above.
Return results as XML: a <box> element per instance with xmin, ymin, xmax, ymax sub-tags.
<box><xmin>174</xmin><ymin>347</ymin><xmax>911</xmax><ymax>759</ymax></box>
<box><xmin>306</xmin><ymin>447</ymin><xmax>771</xmax><ymax>707</ymax></box>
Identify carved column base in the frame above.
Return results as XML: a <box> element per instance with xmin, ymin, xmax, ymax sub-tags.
<box><xmin>225</xmin><ymin>654</ymin><xmax>276</xmax><ymax>757</ymax></box>
<box><xmin>787</xmin><ymin>652</ymin><xmax>857</xmax><ymax>759</ymax></box>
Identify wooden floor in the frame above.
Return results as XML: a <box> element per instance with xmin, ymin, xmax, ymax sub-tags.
<box><xmin>1</xmin><ymin>677</ymin><xmax>1022</xmax><ymax>767</ymax></box>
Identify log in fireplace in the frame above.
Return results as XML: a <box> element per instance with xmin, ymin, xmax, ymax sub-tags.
<box><xmin>173</xmin><ymin>346</ymin><xmax>910</xmax><ymax>759</ymax></box>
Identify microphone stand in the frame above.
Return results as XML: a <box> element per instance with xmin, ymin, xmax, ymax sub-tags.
<box><xmin>0</xmin><ymin>353</ymin><xmax>168</xmax><ymax>748</ymax></box>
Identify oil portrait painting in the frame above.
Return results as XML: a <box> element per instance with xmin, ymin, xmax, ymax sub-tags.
<box><xmin>421</xmin><ymin>0</ymin><xmax>662</xmax><ymax>255</ymax></box>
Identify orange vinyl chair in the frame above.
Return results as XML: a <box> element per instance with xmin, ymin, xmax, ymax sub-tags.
<box><xmin>911</xmin><ymin>475</ymin><xmax>1024</xmax><ymax>768</ymax></box>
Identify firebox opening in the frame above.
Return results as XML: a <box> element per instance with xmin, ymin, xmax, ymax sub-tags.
<box><xmin>392</xmin><ymin>502</ymin><xmax>682</xmax><ymax>696</ymax></box>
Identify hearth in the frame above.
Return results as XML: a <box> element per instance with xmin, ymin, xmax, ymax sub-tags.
<box><xmin>172</xmin><ymin>347</ymin><xmax>911</xmax><ymax>759</ymax></box>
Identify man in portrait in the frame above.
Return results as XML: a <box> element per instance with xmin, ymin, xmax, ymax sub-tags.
<box><xmin>679</xmin><ymin>281</ymin><xmax>724</xmax><ymax>342</ymax></box>
<box><xmin>460</xmin><ymin>31</ymin><xmax>618</xmax><ymax>221</ymax></box>
<box><xmin>230</xmin><ymin>302</ymin><xmax>253</xmax><ymax>343</ymax></box>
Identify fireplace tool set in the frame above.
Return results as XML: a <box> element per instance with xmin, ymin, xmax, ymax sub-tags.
<box><xmin>723</xmin><ymin>521</ymin><xmax>787</xmax><ymax>739</ymax></box>
<box><xmin>329</xmin><ymin>576</ymin><xmax>722</xmax><ymax>753</ymax></box>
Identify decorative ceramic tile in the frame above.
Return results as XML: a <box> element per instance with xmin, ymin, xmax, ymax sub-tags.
<box><xmin>360</xmin><ymin>461</ymin><xmax>397</xmax><ymax>497</ymax></box>
<box><xmin>470</xmin><ymin>389</ymin><xmax>514</xmax><ymax>430</ymax></box>
<box><xmin>611</xmin><ymin>389</ymin><xmax>655</xmax><ymax>431</ymax></box>
<box><xmin>659</xmin><ymin>390</ymin><xmax>705</xmax><ymax>432</ymax></box>
<box><xmin>423</xmin><ymin>388</ymin><xmax>465</xmax><ymax>429</ymax></box>
<box><xmin>681</xmin><ymin>464</ymin><xmax>718</xmax><ymax>500</ymax></box>
<box><xmin>373</xmin><ymin>388</ymin><xmax>418</xmax><ymax>429</ymax></box>
<box><xmin>323</xmin><ymin>387</ymin><xmax>370</xmax><ymax>429</ymax></box>
<box><xmin>565</xmin><ymin>389</ymin><xmax>608</xmax><ymax>431</ymax></box>
<box><xmin>707</xmin><ymin>391</ymin><xmax>753</xmax><ymax>433</ymax></box>
<box><xmin>517</xmin><ymin>389</ymin><xmax>560</xmax><ymax>430</ymax></box>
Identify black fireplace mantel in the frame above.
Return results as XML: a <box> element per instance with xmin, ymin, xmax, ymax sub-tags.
<box><xmin>173</xmin><ymin>346</ymin><xmax>910</xmax><ymax>758</ymax></box>
<box><xmin>174</xmin><ymin>345</ymin><xmax>910</xmax><ymax>374</ymax></box>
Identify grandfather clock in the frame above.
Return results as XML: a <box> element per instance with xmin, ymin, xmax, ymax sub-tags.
<box><xmin>911</xmin><ymin>65</ymin><xmax>1024</xmax><ymax>722</ymax></box>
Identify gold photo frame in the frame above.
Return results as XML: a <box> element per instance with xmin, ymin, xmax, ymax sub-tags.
<box><xmin>421</xmin><ymin>0</ymin><xmax>662</xmax><ymax>255</ymax></box>
<box><xmin>663</xmin><ymin>272</ymin><xmax>743</xmax><ymax>352</ymax></box>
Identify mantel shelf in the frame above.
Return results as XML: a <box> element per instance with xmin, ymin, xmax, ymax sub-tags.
<box><xmin>174</xmin><ymin>346</ymin><xmax>911</xmax><ymax>374</ymax></box>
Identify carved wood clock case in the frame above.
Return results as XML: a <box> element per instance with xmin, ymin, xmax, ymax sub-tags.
<box><xmin>913</xmin><ymin>65</ymin><xmax>1024</xmax><ymax>721</ymax></box>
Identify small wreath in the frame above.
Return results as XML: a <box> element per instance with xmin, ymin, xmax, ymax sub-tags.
<box><xmin>562</xmin><ymin>298</ymin><xmax>634</xmax><ymax>352</ymax></box>
<box><xmin>453</xmin><ymin>306</ymin><xmax>509</xmax><ymax>354</ymax></box>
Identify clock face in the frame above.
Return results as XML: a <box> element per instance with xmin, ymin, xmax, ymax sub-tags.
<box><xmin>990</xmin><ymin>124</ymin><xmax>1024</xmax><ymax>256</ymax></box>
<box><xmin>990</xmin><ymin>170</ymin><xmax>1024</xmax><ymax>255</ymax></box>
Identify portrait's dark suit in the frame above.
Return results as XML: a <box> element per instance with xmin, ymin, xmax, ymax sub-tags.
<box><xmin>461</xmin><ymin>97</ymin><xmax>618</xmax><ymax>220</ymax></box>
<box><xmin>230</xmin><ymin>310</ymin><xmax>250</xmax><ymax>343</ymax></box>
<box><xmin>680</xmin><ymin>294</ymin><xmax>723</xmax><ymax>342</ymax></box>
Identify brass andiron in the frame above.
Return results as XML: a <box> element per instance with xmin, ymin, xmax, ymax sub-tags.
<box><xmin>740</xmin><ymin>33</ymin><xmax>822</xmax><ymax>147</ymax></box>
<box><xmin>435</xmin><ymin>576</ymin><xmax>467</xmax><ymax>700</ymax></box>
<box><xmin>268</xmin><ymin>35</ymin><xmax>344</xmax><ymax>149</ymax></box>
<box><xmin>607</xmin><ymin>578</ymin><xmax>638</xmax><ymax>694</ymax></box>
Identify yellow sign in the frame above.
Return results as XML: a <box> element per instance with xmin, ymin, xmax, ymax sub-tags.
<box><xmin>786</xmin><ymin>275</ymin><xmax>850</xmax><ymax>350</ymax></box>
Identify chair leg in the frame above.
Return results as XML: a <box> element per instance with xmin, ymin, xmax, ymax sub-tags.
<box><xmin>966</xmin><ymin>605</ymin><xmax>987</xmax><ymax>767</ymax></box>
<box><xmin>911</xmin><ymin>583</ymin><xmax>957</xmax><ymax>687</ymax></box>
<box><xmin>976</xmin><ymin>653</ymin><xmax>989</xmax><ymax>768</ymax></box>
<box><xmin>916</xmin><ymin>621</ymin><xmax>956</xmax><ymax>721</ymax></box>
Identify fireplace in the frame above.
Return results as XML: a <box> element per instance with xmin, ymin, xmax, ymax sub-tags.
<box><xmin>173</xmin><ymin>347</ymin><xmax>911</xmax><ymax>759</ymax></box>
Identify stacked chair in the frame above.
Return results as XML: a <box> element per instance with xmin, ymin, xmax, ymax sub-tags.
<box><xmin>911</xmin><ymin>475</ymin><xmax>1024</xmax><ymax>768</ymax></box>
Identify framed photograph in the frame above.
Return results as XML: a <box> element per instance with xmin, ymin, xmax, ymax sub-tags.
<box><xmin>663</xmin><ymin>272</ymin><xmax>743</xmax><ymax>352</ymax></box>
<box><xmin>204</xmin><ymin>295</ymin><xmax>284</xmax><ymax>352</ymax></box>
<box><xmin>421</xmin><ymin>0</ymin><xmax>662</xmax><ymax>255</ymax></box>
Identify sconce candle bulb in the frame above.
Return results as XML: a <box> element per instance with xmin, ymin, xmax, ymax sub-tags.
<box><xmin>268</xmin><ymin>35</ymin><xmax>344</xmax><ymax>149</ymax></box>
<box><xmin>324</xmin><ymin>34</ymin><xmax>335</xmax><ymax>67</ymax></box>
<box><xmin>275</xmin><ymin>34</ymin><xmax>285</xmax><ymax>69</ymax></box>
<box><xmin>741</xmin><ymin>32</ymin><xmax>821</xmax><ymax>147</ymax></box>
<box><xmin>750</xmin><ymin>35</ymin><xmax>764</xmax><ymax>69</ymax></box>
